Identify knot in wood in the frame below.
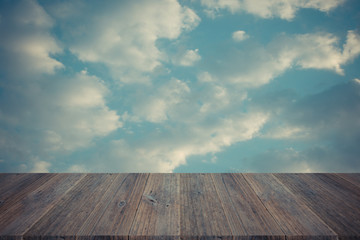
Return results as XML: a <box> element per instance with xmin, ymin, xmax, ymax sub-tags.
<box><xmin>118</xmin><ymin>200</ymin><xmax>126</xmax><ymax>207</ymax></box>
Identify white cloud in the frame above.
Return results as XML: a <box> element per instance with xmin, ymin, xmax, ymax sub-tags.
<box><xmin>55</xmin><ymin>0</ymin><xmax>200</xmax><ymax>83</ymax></box>
<box><xmin>96</xmin><ymin>112</ymin><xmax>268</xmax><ymax>172</ymax></box>
<box><xmin>60</xmin><ymin>71</ymin><xmax>107</xmax><ymax>108</ymax></box>
<box><xmin>206</xmin><ymin>30</ymin><xmax>360</xmax><ymax>88</ymax></box>
<box><xmin>342</xmin><ymin>30</ymin><xmax>360</xmax><ymax>63</ymax></box>
<box><xmin>232</xmin><ymin>30</ymin><xmax>249</xmax><ymax>42</ymax></box>
<box><xmin>0</xmin><ymin>70</ymin><xmax>122</xmax><ymax>171</ymax></box>
<box><xmin>0</xmin><ymin>0</ymin><xmax>63</xmax><ymax>76</ymax></box>
<box><xmin>173</xmin><ymin>49</ymin><xmax>201</xmax><ymax>66</ymax></box>
<box><xmin>46</xmin><ymin>72</ymin><xmax>122</xmax><ymax>150</ymax></box>
<box><xmin>198</xmin><ymin>71</ymin><xmax>216</xmax><ymax>83</ymax></box>
<box><xmin>261</xmin><ymin>126</ymin><xmax>310</xmax><ymax>139</ymax></box>
<box><xmin>30</xmin><ymin>160</ymin><xmax>51</xmax><ymax>173</ymax></box>
<box><xmin>285</xmin><ymin>31</ymin><xmax>360</xmax><ymax>75</ymax></box>
<box><xmin>132</xmin><ymin>79</ymin><xmax>190</xmax><ymax>123</ymax></box>
<box><xmin>201</xmin><ymin>0</ymin><xmax>345</xmax><ymax>20</ymax></box>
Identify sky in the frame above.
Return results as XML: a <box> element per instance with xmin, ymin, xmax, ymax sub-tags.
<box><xmin>0</xmin><ymin>0</ymin><xmax>360</xmax><ymax>173</ymax></box>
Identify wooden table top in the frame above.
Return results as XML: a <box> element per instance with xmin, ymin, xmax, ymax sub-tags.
<box><xmin>0</xmin><ymin>173</ymin><xmax>359</xmax><ymax>240</ymax></box>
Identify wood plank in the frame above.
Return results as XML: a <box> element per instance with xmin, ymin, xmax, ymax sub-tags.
<box><xmin>0</xmin><ymin>174</ymin><xmax>51</xmax><ymax>209</ymax></box>
<box><xmin>25</xmin><ymin>173</ymin><xmax>117</xmax><ymax>239</ymax></box>
<box><xmin>243</xmin><ymin>173</ymin><xmax>337</xmax><ymax>240</ymax></box>
<box><xmin>313</xmin><ymin>173</ymin><xmax>360</xmax><ymax>198</ymax></box>
<box><xmin>336</xmin><ymin>173</ymin><xmax>360</xmax><ymax>187</ymax></box>
<box><xmin>211</xmin><ymin>173</ymin><xmax>285</xmax><ymax>239</ymax></box>
<box><xmin>1</xmin><ymin>173</ymin><xmax>359</xmax><ymax>240</ymax></box>
<box><xmin>180</xmin><ymin>173</ymin><xmax>232</xmax><ymax>240</ymax></box>
<box><xmin>129</xmin><ymin>173</ymin><xmax>180</xmax><ymax>240</ymax></box>
<box><xmin>0</xmin><ymin>174</ymin><xmax>84</xmax><ymax>239</ymax></box>
<box><xmin>0</xmin><ymin>174</ymin><xmax>26</xmax><ymax>191</ymax></box>
<box><xmin>76</xmin><ymin>173</ymin><xmax>128</xmax><ymax>238</ymax></box>
<box><xmin>87</xmin><ymin>173</ymin><xmax>149</xmax><ymax>240</ymax></box>
<box><xmin>274</xmin><ymin>173</ymin><xmax>360</xmax><ymax>239</ymax></box>
<box><xmin>0</xmin><ymin>174</ymin><xmax>56</xmax><ymax>226</ymax></box>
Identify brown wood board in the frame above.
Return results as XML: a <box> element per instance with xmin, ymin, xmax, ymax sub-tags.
<box><xmin>0</xmin><ymin>173</ymin><xmax>359</xmax><ymax>240</ymax></box>
<box><xmin>24</xmin><ymin>173</ymin><xmax>116</xmax><ymax>239</ymax></box>
<box><xmin>86</xmin><ymin>173</ymin><xmax>149</xmax><ymax>240</ymax></box>
<box><xmin>337</xmin><ymin>173</ymin><xmax>360</xmax><ymax>187</ymax></box>
<box><xmin>243</xmin><ymin>173</ymin><xmax>337</xmax><ymax>240</ymax></box>
<box><xmin>180</xmin><ymin>173</ymin><xmax>232</xmax><ymax>240</ymax></box>
<box><xmin>130</xmin><ymin>173</ymin><xmax>180</xmax><ymax>240</ymax></box>
<box><xmin>211</xmin><ymin>173</ymin><xmax>285</xmax><ymax>239</ymax></box>
<box><xmin>0</xmin><ymin>174</ymin><xmax>84</xmax><ymax>239</ymax></box>
<box><xmin>274</xmin><ymin>173</ymin><xmax>360</xmax><ymax>239</ymax></box>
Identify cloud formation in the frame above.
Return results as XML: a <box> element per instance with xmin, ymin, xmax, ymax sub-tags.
<box><xmin>201</xmin><ymin>0</ymin><xmax>345</xmax><ymax>20</ymax></box>
<box><xmin>203</xmin><ymin>30</ymin><xmax>360</xmax><ymax>87</ymax></box>
<box><xmin>252</xmin><ymin>79</ymin><xmax>360</xmax><ymax>172</ymax></box>
<box><xmin>94</xmin><ymin>112</ymin><xmax>268</xmax><ymax>172</ymax></box>
<box><xmin>0</xmin><ymin>0</ymin><xmax>63</xmax><ymax>76</ymax></box>
<box><xmin>173</xmin><ymin>49</ymin><xmax>202</xmax><ymax>66</ymax></box>
<box><xmin>50</xmin><ymin>0</ymin><xmax>200</xmax><ymax>83</ymax></box>
<box><xmin>132</xmin><ymin>79</ymin><xmax>191</xmax><ymax>123</ymax></box>
<box><xmin>0</xmin><ymin>70</ymin><xmax>121</xmax><ymax>171</ymax></box>
<box><xmin>0</xmin><ymin>1</ymin><xmax>122</xmax><ymax>172</ymax></box>
<box><xmin>0</xmin><ymin>0</ymin><xmax>359</xmax><ymax>173</ymax></box>
<box><xmin>232</xmin><ymin>30</ymin><xmax>249</xmax><ymax>42</ymax></box>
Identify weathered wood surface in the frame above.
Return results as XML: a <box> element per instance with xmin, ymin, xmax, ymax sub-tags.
<box><xmin>211</xmin><ymin>173</ymin><xmax>284</xmax><ymax>239</ymax></box>
<box><xmin>180</xmin><ymin>173</ymin><xmax>232</xmax><ymax>240</ymax></box>
<box><xmin>274</xmin><ymin>173</ymin><xmax>360</xmax><ymax>239</ymax></box>
<box><xmin>130</xmin><ymin>173</ymin><xmax>179</xmax><ymax>240</ymax></box>
<box><xmin>0</xmin><ymin>173</ymin><xmax>359</xmax><ymax>240</ymax></box>
<box><xmin>243</xmin><ymin>173</ymin><xmax>337</xmax><ymax>240</ymax></box>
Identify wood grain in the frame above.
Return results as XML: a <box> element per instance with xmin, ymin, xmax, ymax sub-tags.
<box><xmin>130</xmin><ymin>173</ymin><xmax>180</xmax><ymax>240</ymax></box>
<box><xmin>180</xmin><ymin>173</ymin><xmax>232</xmax><ymax>240</ymax></box>
<box><xmin>274</xmin><ymin>173</ymin><xmax>360</xmax><ymax>239</ymax></box>
<box><xmin>25</xmin><ymin>173</ymin><xmax>116</xmax><ymax>240</ymax></box>
<box><xmin>337</xmin><ymin>173</ymin><xmax>360</xmax><ymax>187</ymax></box>
<box><xmin>211</xmin><ymin>173</ymin><xmax>285</xmax><ymax>239</ymax></box>
<box><xmin>0</xmin><ymin>174</ymin><xmax>84</xmax><ymax>239</ymax></box>
<box><xmin>313</xmin><ymin>173</ymin><xmax>360</xmax><ymax>202</ymax></box>
<box><xmin>76</xmin><ymin>173</ymin><xmax>128</xmax><ymax>238</ymax></box>
<box><xmin>0</xmin><ymin>174</ymin><xmax>53</xmax><ymax>211</ymax></box>
<box><xmin>243</xmin><ymin>173</ymin><xmax>337</xmax><ymax>240</ymax></box>
<box><xmin>1</xmin><ymin>173</ymin><xmax>360</xmax><ymax>240</ymax></box>
<box><xmin>88</xmin><ymin>173</ymin><xmax>149</xmax><ymax>240</ymax></box>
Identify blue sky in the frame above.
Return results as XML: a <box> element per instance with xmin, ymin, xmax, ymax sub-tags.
<box><xmin>0</xmin><ymin>0</ymin><xmax>360</xmax><ymax>173</ymax></box>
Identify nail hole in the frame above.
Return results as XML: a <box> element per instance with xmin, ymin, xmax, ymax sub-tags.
<box><xmin>145</xmin><ymin>195</ymin><xmax>157</xmax><ymax>205</ymax></box>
